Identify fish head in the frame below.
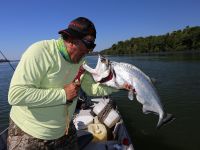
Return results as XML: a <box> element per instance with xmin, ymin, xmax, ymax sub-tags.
<box><xmin>83</xmin><ymin>54</ymin><xmax>111</xmax><ymax>82</ymax></box>
<box><xmin>97</xmin><ymin>54</ymin><xmax>110</xmax><ymax>74</ymax></box>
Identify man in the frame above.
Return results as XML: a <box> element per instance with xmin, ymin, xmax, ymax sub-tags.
<box><xmin>7</xmin><ymin>17</ymin><xmax>130</xmax><ymax>149</ymax></box>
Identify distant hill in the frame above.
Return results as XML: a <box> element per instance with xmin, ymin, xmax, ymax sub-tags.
<box><xmin>100</xmin><ymin>26</ymin><xmax>200</xmax><ymax>55</ymax></box>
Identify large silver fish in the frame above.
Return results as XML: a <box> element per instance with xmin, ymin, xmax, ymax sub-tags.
<box><xmin>83</xmin><ymin>55</ymin><xmax>174</xmax><ymax>128</ymax></box>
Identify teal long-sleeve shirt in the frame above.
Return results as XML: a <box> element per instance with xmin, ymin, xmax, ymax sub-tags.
<box><xmin>8</xmin><ymin>38</ymin><xmax>117</xmax><ymax>140</ymax></box>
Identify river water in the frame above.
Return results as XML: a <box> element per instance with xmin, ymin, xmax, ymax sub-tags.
<box><xmin>0</xmin><ymin>55</ymin><xmax>200</xmax><ymax>150</ymax></box>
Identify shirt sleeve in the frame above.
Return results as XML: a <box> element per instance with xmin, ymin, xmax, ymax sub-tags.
<box><xmin>80</xmin><ymin>71</ymin><xmax>119</xmax><ymax>96</ymax></box>
<box><xmin>8</xmin><ymin>42</ymin><xmax>66</xmax><ymax>107</ymax></box>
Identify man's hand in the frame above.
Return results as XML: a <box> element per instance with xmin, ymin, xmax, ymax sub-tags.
<box><xmin>123</xmin><ymin>83</ymin><xmax>137</xmax><ymax>94</ymax></box>
<box><xmin>123</xmin><ymin>83</ymin><xmax>133</xmax><ymax>90</ymax></box>
<box><xmin>64</xmin><ymin>82</ymin><xmax>80</xmax><ymax>102</ymax></box>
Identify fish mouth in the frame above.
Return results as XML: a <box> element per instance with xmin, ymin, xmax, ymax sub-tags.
<box><xmin>82</xmin><ymin>55</ymin><xmax>102</xmax><ymax>74</ymax></box>
<box><xmin>82</xmin><ymin>54</ymin><xmax>107</xmax><ymax>74</ymax></box>
<box><xmin>82</xmin><ymin>55</ymin><xmax>112</xmax><ymax>82</ymax></box>
<box><xmin>82</xmin><ymin>63</ymin><xmax>96</xmax><ymax>74</ymax></box>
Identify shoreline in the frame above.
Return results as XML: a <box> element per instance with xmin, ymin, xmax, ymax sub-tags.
<box><xmin>97</xmin><ymin>50</ymin><xmax>200</xmax><ymax>57</ymax></box>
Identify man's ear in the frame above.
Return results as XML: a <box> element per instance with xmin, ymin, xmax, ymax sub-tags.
<box><xmin>69</xmin><ymin>41</ymin><xmax>74</xmax><ymax>47</ymax></box>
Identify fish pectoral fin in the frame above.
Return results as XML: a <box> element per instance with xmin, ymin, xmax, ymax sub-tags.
<box><xmin>142</xmin><ymin>107</ymin><xmax>153</xmax><ymax>114</ymax></box>
<box><xmin>142</xmin><ymin>108</ymin><xmax>150</xmax><ymax>114</ymax></box>
<box><xmin>128</xmin><ymin>90</ymin><xmax>134</xmax><ymax>100</ymax></box>
<box><xmin>142</xmin><ymin>104</ymin><xmax>156</xmax><ymax>114</ymax></box>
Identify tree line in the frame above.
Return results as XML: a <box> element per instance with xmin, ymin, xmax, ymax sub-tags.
<box><xmin>100</xmin><ymin>26</ymin><xmax>200</xmax><ymax>55</ymax></box>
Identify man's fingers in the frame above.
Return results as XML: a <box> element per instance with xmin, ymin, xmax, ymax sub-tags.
<box><xmin>75</xmin><ymin>79</ymin><xmax>81</xmax><ymax>84</ymax></box>
<box><xmin>64</xmin><ymin>82</ymin><xmax>81</xmax><ymax>101</ymax></box>
<box><xmin>123</xmin><ymin>83</ymin><xmax>133</xmax><ymax>90</ymax></box>
<box><xmin>73</xmin><ymin>81</ymin><xmax>81</xmax><ymax>89</ymax></box>
<box><xmin>127</xmin><ymin>85</ymin><xmax>133</xmax><ymax>90</ymax></box>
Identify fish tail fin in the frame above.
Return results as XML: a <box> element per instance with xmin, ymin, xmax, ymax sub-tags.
<box><xmin>157</xmin><ymin>113</ymin><xmax>175</xmax><ymax>129</ymax></box>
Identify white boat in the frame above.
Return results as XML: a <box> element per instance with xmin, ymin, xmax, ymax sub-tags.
<box><xmin>0</xmin><ymin>96</ymin><xmax>134</xmax><ymax>150</ymax></box>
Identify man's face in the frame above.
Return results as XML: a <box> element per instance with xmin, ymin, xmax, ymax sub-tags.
<box><xmin>67</xmin><ymin>35</ymin><xmax>95</xmax><ymax>63</ymax></box>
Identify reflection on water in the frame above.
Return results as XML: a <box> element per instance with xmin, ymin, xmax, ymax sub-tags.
<box><xmin>0</xmin><ymin>62</ymin><xmax>16</xmax><ymax>132</ymax></box>
<box><xmin>1</xmin><ymin>54</ymin><xmax>200</xmax><ymax>150</ymax></box>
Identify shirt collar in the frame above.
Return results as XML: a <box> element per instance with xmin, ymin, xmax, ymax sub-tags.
<box><xmin>57</xmin><ymin>38</ymin><xmax>72</xmax><ymax>62</ymax></box>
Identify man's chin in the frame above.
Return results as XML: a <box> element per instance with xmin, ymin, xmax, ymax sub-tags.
<box><xmin>73</xmin><ymin>58</ymin><xmax>81</xmax><ymax>64</ymax></box>
<box><xmin>71</xmin><ymin>55</ymin><xmax>84</xmax><ymax>64</ymax></box>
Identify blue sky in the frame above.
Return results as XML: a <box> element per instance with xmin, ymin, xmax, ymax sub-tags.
<box><xmin>0</xmin><ymin>0</ymin><xmax>200</xmax><ymax>60</ymax></box>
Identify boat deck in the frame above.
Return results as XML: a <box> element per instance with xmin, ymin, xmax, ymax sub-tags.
<box><xmin>74</xmin><ymin>97</ymin><xmax>134</xmax><ymax>150</ymax></box>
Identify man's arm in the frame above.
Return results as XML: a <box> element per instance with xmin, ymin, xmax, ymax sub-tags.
<box><xmin>8</xmin><ymin>42</ymin><xmax>67</xmax><ymax>107</ymax></box>
<box><xmin>80</xmin><ymin>72</ymin><xmax>118</xmax><ymax>97</ymax></box>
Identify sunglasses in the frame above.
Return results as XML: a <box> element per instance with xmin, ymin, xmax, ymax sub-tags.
<box><xmin>81</xmin><ymin>39</ymin><xmax>96</xmax><ymax>50</ymax></box>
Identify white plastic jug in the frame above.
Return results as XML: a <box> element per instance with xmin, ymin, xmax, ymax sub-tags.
<box><xmin>93</xmin><ymin>100</ymin><xmax>108</xmax><ymax>115</ymax></box>
<box><xmin>104</xmin><ymin>109</ymin><xmax>120</xmax><ymax>128</ymax></box>
<box><xmin>74</xmin><ymin>115</ymin><xmax>93</xmax><ymax>130</ymax></box>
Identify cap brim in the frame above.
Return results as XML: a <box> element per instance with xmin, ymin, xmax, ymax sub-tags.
<box><xmin>58</xmin><ymin>28</ymin><xmax>84</xmax><ymax>38</ymax></box>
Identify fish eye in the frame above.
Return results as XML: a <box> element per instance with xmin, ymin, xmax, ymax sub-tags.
<box><xmin>101</xmin><ymin>57</ymin><xmax>107</xmax><ymax>63</ymax></box>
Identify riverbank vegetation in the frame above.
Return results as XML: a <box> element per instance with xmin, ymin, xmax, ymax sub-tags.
<box><xmin>100</xmin><ymin>26</ymin><xmax>200</xmax><ymax>55</ymax></box>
